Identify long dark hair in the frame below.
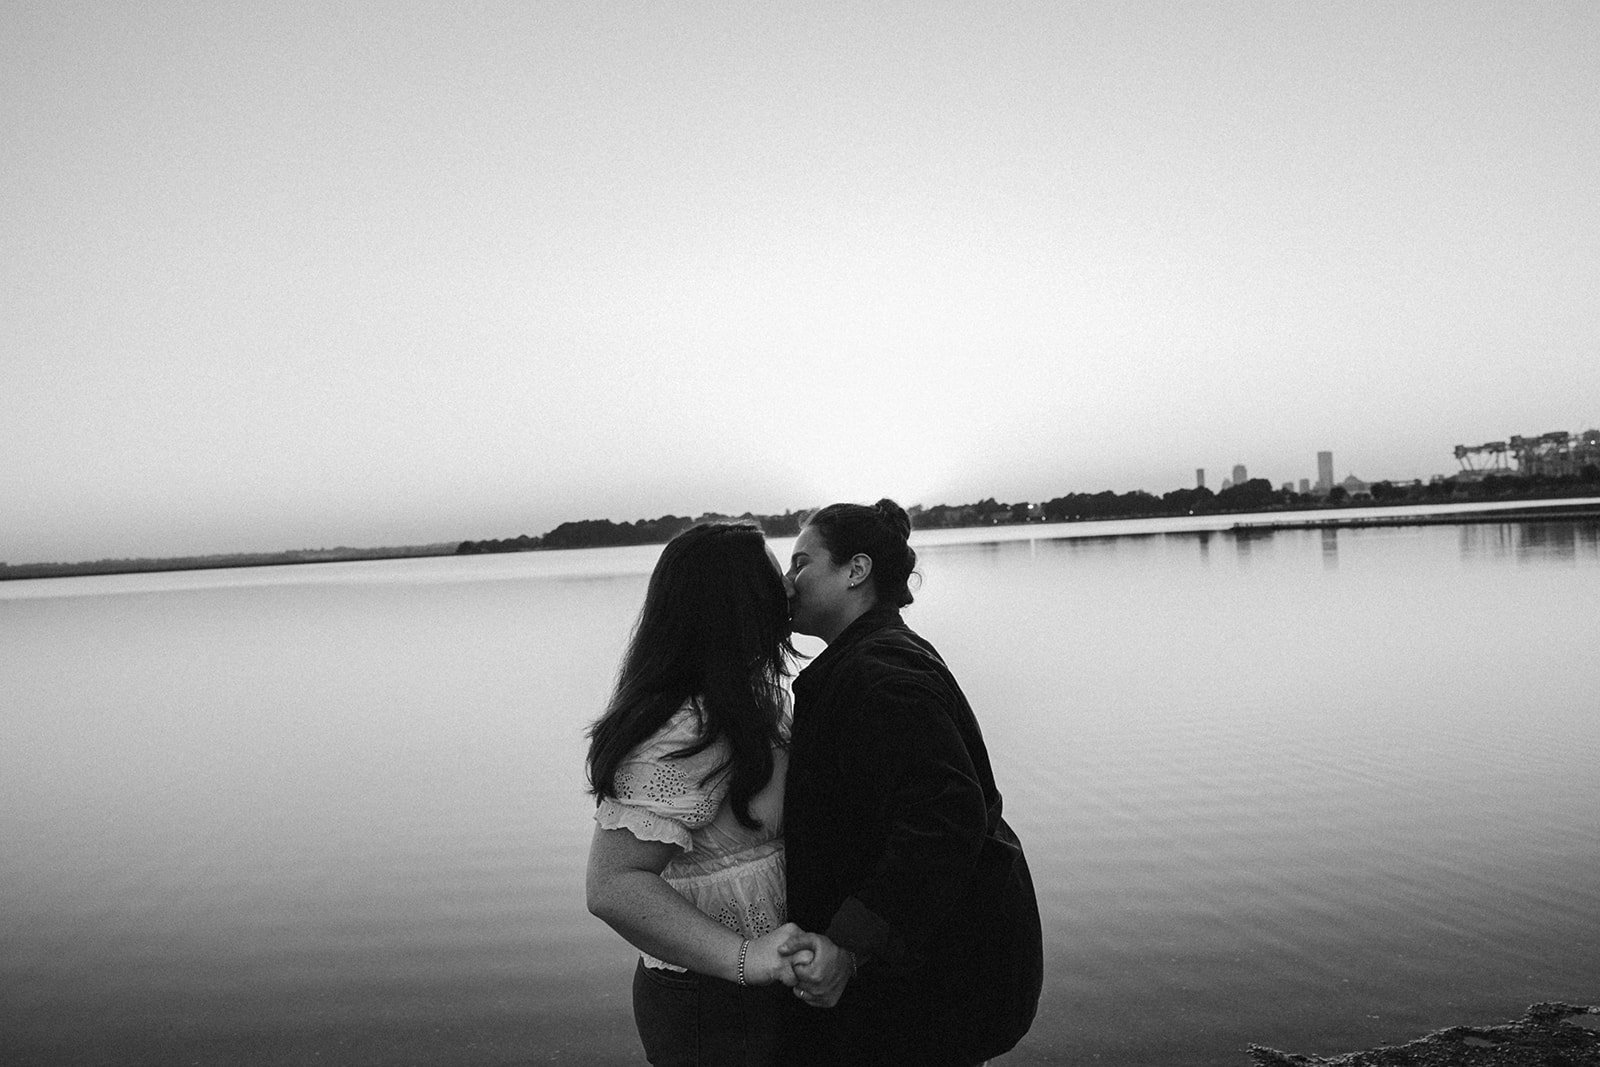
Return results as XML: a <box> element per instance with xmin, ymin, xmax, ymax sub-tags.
<box><xmin>586</xmin><ymin>522</ymin><xmax>794</xmax><ymax>830</ymax></box>
<box><xmin>806</xmin><ymin>498</ymin><xmax>918</xmax><ymax>608</ymax></box>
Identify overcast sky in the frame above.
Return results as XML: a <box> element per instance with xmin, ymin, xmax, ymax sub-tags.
<box><xmin>4</xmin><ymin>2</ymin><xmax>1597</xmax><ymax>563</ymax></box>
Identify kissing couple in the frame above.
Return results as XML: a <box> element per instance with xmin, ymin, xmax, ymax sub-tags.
<box><xmin>587</xmin><ymin>500</ymin><xmax>1042</xmax><ymax>1065</ymax></box>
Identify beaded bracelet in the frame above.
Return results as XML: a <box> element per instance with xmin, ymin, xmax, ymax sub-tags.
<box><xmin>736</xmin><ymin>939</ymin><xmax>751</xmax><ymax>987</ymax></box>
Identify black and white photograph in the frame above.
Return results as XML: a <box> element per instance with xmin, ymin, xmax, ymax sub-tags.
<box><xmin>4</xmin><ymin>3</ymin><xmax>1597</xmax><ymax>1064</ymax></box>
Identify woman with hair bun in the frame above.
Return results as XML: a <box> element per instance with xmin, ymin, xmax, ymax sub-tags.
<box><xmin>776</xmin><ymin>500</ymin><xmax>1043</xmax><ymax>1065</ymax></box>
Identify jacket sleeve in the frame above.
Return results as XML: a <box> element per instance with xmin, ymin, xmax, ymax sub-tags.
<box><xmin>823</xmin><ymin>671</ymin><xmax>989</xmax><ymax>964</ymax></box>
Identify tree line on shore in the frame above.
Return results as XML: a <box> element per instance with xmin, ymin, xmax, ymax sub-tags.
<box><xmin>454</xmin><ymin>468</ymin><xmax>1600</xmax><ymax>556</ymax></box>
<box><xmin>457</xmin><ymin>510</ymin><xmax>813</xmax><ymax>555</ymax></box>
<box><xmin>10</xmin><ymin>469</ymin><xmax>1595</xmax><ymax>579</ymax></box>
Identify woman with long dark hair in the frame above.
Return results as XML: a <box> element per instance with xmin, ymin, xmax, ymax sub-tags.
<box><xmin>775</xmin><ymin>499</ymin><xmax>1043</xmax><ymax>1065</ymax></box>
<box><xmin>586</xmin><ymin>521</ymin><xmax>809</xmax><ymax>1065</ymax></box>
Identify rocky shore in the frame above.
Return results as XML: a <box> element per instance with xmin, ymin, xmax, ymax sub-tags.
<box><xmin>1249</xmin><ymin>1003</ymin><xmax>1600</xmax><ymax>1066</ymax></box>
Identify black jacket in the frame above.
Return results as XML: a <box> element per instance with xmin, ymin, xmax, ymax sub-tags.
<box><xmin>781</xmin><ymin>607</ymin><xmax>1043</xmax><ymax>1064</ymax></box>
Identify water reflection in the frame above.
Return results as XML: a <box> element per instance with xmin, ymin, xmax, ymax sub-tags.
<box><xmin>1159</xmin><ymin>529</ymin><xmax>1214</xmax><ymax>564</ymax></box>
<box><xmin>5</xmin><ymin>521</ymin><xmax>1600</xmax><ymax>1066</ymax></box>
<box><xmin>1519</xmin><ymin>520</ymin><xmax>1600</xmax><ymax>561</ymax></box>
<box><xmin>1231</xmin><ymin>526</ymin><xmax>1274</xmax><ymax>563</ymax></box>
<box><xmin>1458</xmin><ymin>520</ymin><xmax>1600</xmax><ymax>562</ymax></box>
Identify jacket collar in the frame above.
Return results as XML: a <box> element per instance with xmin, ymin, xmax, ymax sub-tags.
<box><xmin>796</xmin><ymin>605</ymin><xmax>902</xmax><ymax>690</ymax></box>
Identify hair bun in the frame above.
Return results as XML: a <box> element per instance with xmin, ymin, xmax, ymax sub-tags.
<box><xmin>873</xmin><ymin>498</ymin><xmax>912</xmax><ymax>540</ymax></box>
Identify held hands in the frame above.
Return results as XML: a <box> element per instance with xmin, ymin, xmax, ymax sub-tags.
<box><xmin>776</xmin><ymin>930</ymin><xmax>853</xmax><ymax>1008</ymax></box>
<box><xmin>741</xmin><ymin>923</ymin><xmax>815</xmax><ymax>987</ymax></box>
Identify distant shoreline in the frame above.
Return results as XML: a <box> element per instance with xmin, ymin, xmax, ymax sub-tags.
<box><xmin>6</xmin><ymin>497</ymin><xmax>1600</xmax><ymax>582</ymax></box>
<box><xmin>0</xmin><ymin>546</ymin><xmax>459</xmax><ymax>582</ymax></box>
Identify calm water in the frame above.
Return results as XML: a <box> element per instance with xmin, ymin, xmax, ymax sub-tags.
<box><xmin>3</xmin><ymin>517</ymin><xmax>1598</xmax><ymax>1065</ymax></box>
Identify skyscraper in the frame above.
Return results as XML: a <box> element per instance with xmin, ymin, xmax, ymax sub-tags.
<box><xmin>1196</xmin><ymin>468</ymin><xmax>1205</xmax><ymax>489</ymax></box>
<box><xmin>1232</xmin><ymin>464</ymin><xmax>1248</xmax><ymax>485</ymax></box>
<box><xmin>1317</xmin><ymin>452</ymin><xmax>1334</xmax><ymax>493</ymax></box>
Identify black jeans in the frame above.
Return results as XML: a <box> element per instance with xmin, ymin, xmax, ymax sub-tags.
<box><xmin>632</xmin><ymin>958</ymin><xmax>786</xmax><ymax>1066</ymax></box>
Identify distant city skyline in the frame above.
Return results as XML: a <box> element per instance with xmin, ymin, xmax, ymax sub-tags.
<box><xmin>5</xmin><ymin>4</ymin><xmax>1597</xmax><ymax>563</ymax></box>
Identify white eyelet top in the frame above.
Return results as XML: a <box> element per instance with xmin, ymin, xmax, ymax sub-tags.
<box><xmin>595</xmin><ymin>700</ymin><xmax>790</xmax><ymax>971</ymax></box>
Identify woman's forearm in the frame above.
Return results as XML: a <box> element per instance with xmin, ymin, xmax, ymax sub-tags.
<box><xmin>588</xmin><ymin>868</ymin><xmax>746</xmax><ymax>979</ymax></box>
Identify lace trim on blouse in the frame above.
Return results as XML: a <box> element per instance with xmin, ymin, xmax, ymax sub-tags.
<box><xmin>594</xmin><ymin>796</ymin><xmax>694</xmax><ymax>852</ymax></box>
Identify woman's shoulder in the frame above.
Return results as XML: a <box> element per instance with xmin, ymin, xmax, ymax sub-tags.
<box><xmin>627</xmin><ymin>699</ymin><xmax>710</xmax><ymax>758</ymax></box>
<box><xmin>660</xmin><ymin>699</ymin><xmax>708</xmax><ymax>740</ymax></box>
<box><xmin>842</xmin><ymin>623</ymin><xmax>943</xmax><ymax>680</ymax></box>
<box><xmin>609</xmin><ymin>701</ymin><xmax>728</xmax><ymax>783</ymax></box>
<box><xmin>830</xmin><ymin>631</ymin><xmax>968</xmax><ymax>729</ymax></box>
<box><xmin>599</xmin><ymin>700</ymin><xmax>732</xmax><ymax>842</ymax></box>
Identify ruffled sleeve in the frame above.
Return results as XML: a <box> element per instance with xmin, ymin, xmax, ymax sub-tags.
<box><xmin>594</xmin><ymin>703</ymin><xmax>732</xmax><ymax>853</ymax></box>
